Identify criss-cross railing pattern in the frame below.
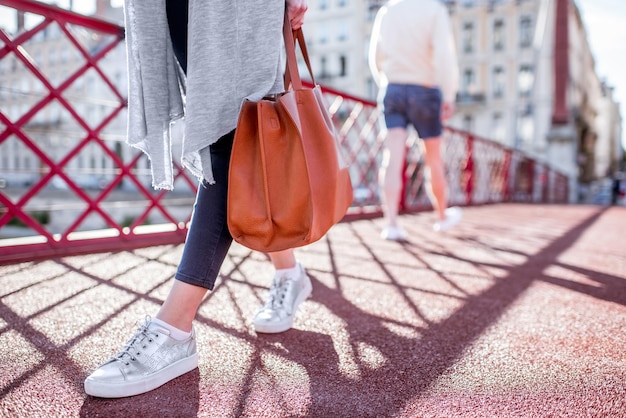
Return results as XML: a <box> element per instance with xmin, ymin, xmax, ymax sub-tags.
<box><xmin>0</xmin><ymin>1</ymin><xmax>569</xmax><ymax>264</ymax></box>
<box><xmin>0</xmin><ymin>1</ymin><xmax>201</xmax><ymax>263</ymax></box>
<box><xmin>322</xmin><ymin>85</ymin><xmax>385</xmax><ymax>212</ymax></box>
<box><xmin>322</xmin><ymin>85</ymin><xmax>569</xmax><ymax>214</ymax></box>
<box><xmin>0</xmin><ymin>2</ymin><xmax>124</xmax><ymax>235</ymax></box>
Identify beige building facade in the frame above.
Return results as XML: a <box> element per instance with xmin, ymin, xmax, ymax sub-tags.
<box><xmin>304</xmin><ymin>0</ymin><xmax>623</xmax><ymax>202</ymax></box>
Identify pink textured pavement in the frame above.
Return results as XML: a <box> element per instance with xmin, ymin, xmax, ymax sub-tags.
<box><xmin>1</xmin><ymin>203</ymin><xmax>625</xmax><ymax>417</ymax></box>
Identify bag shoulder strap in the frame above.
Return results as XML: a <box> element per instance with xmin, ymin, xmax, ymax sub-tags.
<box><xmin>283</xmin><ymin>10</ymin><xmax>316</xmax><ymax>90</ymax></box>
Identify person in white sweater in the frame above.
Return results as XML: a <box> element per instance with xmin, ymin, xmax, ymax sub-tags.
<box><xmin>369</xmin><ymin>0</ymin><xmax>462</xmax><ymax>239</ymax></box>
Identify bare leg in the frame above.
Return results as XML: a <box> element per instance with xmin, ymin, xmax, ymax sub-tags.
<box><xmin>156</xmin><ymin>281</ymin><xmax>208</xmax><ymax>332</ymax></box>
<box><xmin>268</xmin><ymin>249</ymin><xmax>297</xmax><ymax>269</ymax></box>
<box><xmin>421</xmin><ymin>137</ymin><xmax>447</xmax><ymax>220</ymax></box>
<box><xmin>379</xmin><ymin>127</ymin><xmax>408</xmax><ymax>228</ymax></box>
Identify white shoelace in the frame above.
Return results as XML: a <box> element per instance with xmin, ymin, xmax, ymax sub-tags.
<box><xmin>113</xmin><ymin>318</ymin><xmax>160</xmax><ymax>365</ymax></box>
<box><xmin>265</xmin><ymin>277</ymin><xmax>295</xmax><ymax>316</ymax></box>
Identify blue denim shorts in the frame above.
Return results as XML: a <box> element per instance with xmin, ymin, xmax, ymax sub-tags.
<box><xmin>382</xmin><ymin>83</ymin><xmax>443</xmax><ymax>139</ymax></box>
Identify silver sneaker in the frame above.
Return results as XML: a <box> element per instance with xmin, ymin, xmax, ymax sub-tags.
<box><xmin>253</xmin><ymin>264</ymin><xmax>312</xmax><ymax>334</ymax></box>
<box><xmin>84</xmin><ymin>317</ymin><xmax>198</xmax><ymax>398</ymax></box>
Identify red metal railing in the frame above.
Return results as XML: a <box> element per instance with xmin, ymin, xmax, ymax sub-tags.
<box><xmin>320</xmin><ymin>84</ymin><xmax>569</xmax><ymax>212</ymax></box>
<box><xmin>0</xmin><ymin>0</ymin><xmax>569</xmax><ymax>264</ymax></box>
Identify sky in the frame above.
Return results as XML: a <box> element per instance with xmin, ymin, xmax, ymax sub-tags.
<box><xmin>1</xmin><ymin>0</ymin><xmax>626</xmax><ymax>149</ymax></box>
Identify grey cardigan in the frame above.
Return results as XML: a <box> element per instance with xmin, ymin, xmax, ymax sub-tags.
<box><xmin>123</xmin><ymin>0</ymin><xmax>285</xmax><ymax>189</ymax></box>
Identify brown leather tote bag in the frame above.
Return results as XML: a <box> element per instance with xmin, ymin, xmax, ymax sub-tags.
<box><xmin>227</xmin><ymin>17</ymin><xmax>353</xmax><ymax>252</ymax></box>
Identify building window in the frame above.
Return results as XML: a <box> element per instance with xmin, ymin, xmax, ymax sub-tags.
<box><xmin>367</xmin><ymin>77</ymin><xmax>377</xmax><ymax>100</ymax></box>
<box><xmin>320</xmin><ymin>56</ymin><xmax>329</xmax><ymax>79</ymax></box>
<box><xmin>493</xmin><ymin>112</ymin><xmax>505</xmax><ymax>142</ymax></box>
<box><xmin>517</xmin><ymin>110</ymin><xmax>534</xmax><ymax>147</ymax></box>
<box><xmin>462</xmin><ymin>0</ymin><xmax>476</xmax><ymax>7</ymax></box>
<box><xmin>492</xmin><ymin>66</ymin><xmax>505</xmax><ymax>98</ymax></box>
<box><xmin>86</xmin><ymin>75</ymin><xmax>95</xmax><ymax>94</ymax></box>
<box><xmin>51</xmin><ymin>104</ymin><xmax>61</xmax><ymax>122</ymax></box>
<box><xmin>319</xmin><ymin>23</ymin><xmax>329</xmax><ymax>44</ymax></box>
<box><xmin>49</xmin><ymin>47</ymin><xmax>57</xmax><ymax>65</ymax></box>
<box><xmin>462</xmin><ymin>22</ymin><xmax>474</xmax><ymax>53</ymax></box>
<box><xmin>114</xmin><ymin>72</ymin><xmax>123</xmax><ymax>90</ymax></box>
<box><xmin>319</xmin><ymin>0</ymin><xmax>328</xmax><ymax>10</ymax></box>
<box><xmin>339</xmin><ymin>55</ymin><xmax>347</xmax><ymax>77</ymax></box>
<box><xmin>518</xmin><ymin>64</ymin><xmax>534</xmax><ymax>97</ymax></box>
<box><xmin>86</xmin><ymin>104</ymin><xmax>95</xmax><ymax>123</ymax></box>
<box><xmin>20</xmin><ymin>78</ymin><xmax>29</xmax><ymax>97</ymax></box>
<box><xmin>337</xmin><ymin>0</ymin><xmax>347</xmax><ymax>6</ymax></box>
<box><xmin>462</xmin><ymin>68</ymin><xmax>476</xmax><ymax>94</ymax></box>
<box><xmin>61</xmin><ymin>47</ymin><xmax>70</xmax><ymax>63</ymax></box>
<box><xmin>338</xmin><ymin>21</ymin><xmax>348</xmax><ymax>41</ymax></box>
<box><xmin>33</xmin><ymin>51</ymin><xmax>42</xmax><ymax>67</ymax></box>
<box><xmin>493</xmin><ymin>19</ymin><xmax>505</xmax><ymax>51</ymax></box>
<box><xmin>368</xmin><ymin>4</ymin><xmax>381</xmax><ymax>21</ymax></box>
<box><xmin>520</xmin><ymin>16</ymin><xmax>532</xmax><ymax>48</ymax></box>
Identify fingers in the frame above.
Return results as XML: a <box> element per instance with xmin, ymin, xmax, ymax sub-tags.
<box><xmin>286</xmin><ymin>0</ymin><xmax>308</xmax><ymax>30</ymax></box>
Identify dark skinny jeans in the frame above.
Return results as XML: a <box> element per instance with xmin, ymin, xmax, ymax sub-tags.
<box><xmin>167</xmin><ymin>0</ymin><xmax>234</xmax><ymax>290</ymax></box>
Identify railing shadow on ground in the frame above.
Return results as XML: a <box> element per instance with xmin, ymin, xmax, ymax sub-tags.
<box><xmin>2</xmin><ymin>205</ymin><xmax>623</xmax><ymax>417</ymax></box>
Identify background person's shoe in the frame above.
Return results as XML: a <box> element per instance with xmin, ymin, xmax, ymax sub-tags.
<box><xmin>381</xmin><ymin>225</ymin><xmax>408</xmax><ymax>241</ymax></box>
<box><xmin>84</xmin><ymin>317</ymin><xmax>198</xmax><ymax>398</ymax></box>
<box><xmin>433</xmin><ymin>206</ymin><xmax>463</xmax><ymax>232</ymax></box>
<box><xmin>253</xmin><ymin>263</ymin><xmax>312</xmax><ymax>334</ymax></box>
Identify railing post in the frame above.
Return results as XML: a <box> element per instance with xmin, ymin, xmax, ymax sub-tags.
<box><xmin>464</xmin><ymin>134</ymin><xmax>475</xmax><ymax>205</ymax></box>
<box><xmin>502</xmin><ymin>150</ymin><xmax>511</xmax><ymax>202</ymax></box>
<box><xmin>528</xmin><ymin>159</ymin><xmax>535</xmax><ymax>202</ymax></box>
<box><xmin>539</xmin><ymin>164</ymin><xmax>550</xmax><ymax>203</ymax></box>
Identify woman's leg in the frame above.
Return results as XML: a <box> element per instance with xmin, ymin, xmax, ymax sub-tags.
<box><xmin>268</xmin><ymin>249</ymin><xmax>297</xmax><ymax>269</ymax></box>
<box><xmin>156</xmin><ymin>281</ymin><xmax>208</xmax><ymax>332</ymax></box>
<box><xmin>163</xmin><ymin>0</ymin><xmax>310</xmax><ymax>334</ymax></box>
<box><xmin>154</xmin><ymin>0</ymin><xmax>233</xmax><ymax>332</ymax></box>
<box><xmin>162</xmin><ymin>131</ymin><xmax>235</xmax><ymax>330</ymax></box>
